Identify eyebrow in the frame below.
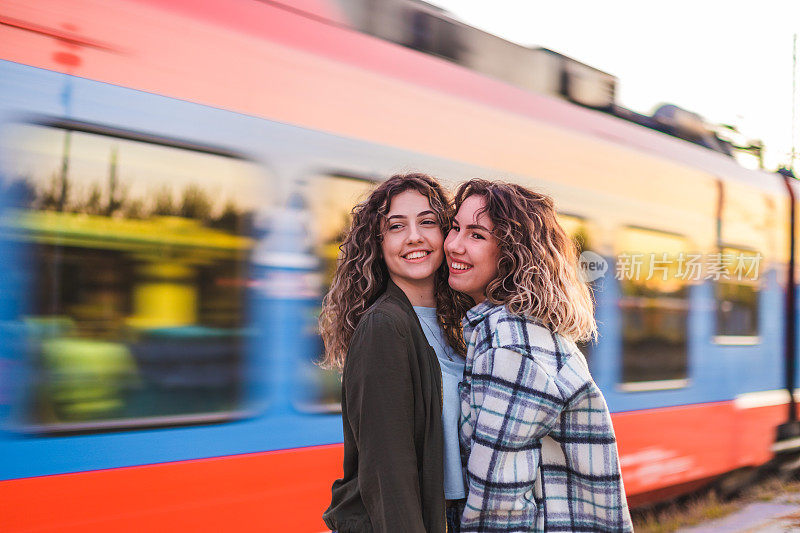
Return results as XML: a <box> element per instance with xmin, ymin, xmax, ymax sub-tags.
<box><xmin>386</xmin><ymin>210</ymin><xmax>436</xmax><ymax>221</ymax></box>
<box><xmin>453</xmin><ymin>220</ymin><xmax>491</xmax><ymax>232</ymax></box>
<box><xmin>466</xmin><ymin>224</ymin><xmax>491</xmax><ymax>232</ymax></box>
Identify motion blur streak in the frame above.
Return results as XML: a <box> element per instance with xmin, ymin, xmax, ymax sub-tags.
<box><xmin>0</xmin><ymin>0</ymin><xmax>796</xmax><ymax>531</ymax></box>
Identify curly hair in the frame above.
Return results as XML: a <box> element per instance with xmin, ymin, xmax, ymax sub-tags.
<box><xmin>453</xmin><ymin>179</ymin><xmax>597</xmax><ymax>343</ymax></box>
<box><xmin>319</xmin><ymin>173</ymin><xmax>473</xmax><ymax>370</ymax></box>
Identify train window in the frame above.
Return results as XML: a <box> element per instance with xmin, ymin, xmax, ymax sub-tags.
<box><xmin>617</xmin><ymin>227</ymin><xmax>690</xmax><ymax>388</ymax></box>
<box><xmin>3</xmin><ymin>123</ymin><xmax>260</xmax><ymax>433</ymax></box>
<box><xmin>558</xmin><ymin>213</ymin><xmax>597</xmax><ymax>361</ymax></box>
<box><xmin>713</xmin><ymin>247</ymin><xmax>761</xmax><ymax>341</ymax></box>
<box><xmin>294</xmin><ymin>174</ymin><xmax>376</xmax><ymax>413</ymax></box>
<box><xmin>558</xmin><ymin>214</ymin><xmax>592</xmax><ymax>254</ymax></box>
<box><xmin>719</xmin><ymin>181</ymin><xmax>772</xmax><ymax>253</ymax></box>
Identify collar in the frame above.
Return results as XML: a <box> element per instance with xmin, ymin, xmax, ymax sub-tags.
<box><xmin>384</xmin><ymin>277</ymin><xmax>415</xmax><ymax>313</ymax></box>
<box><xmin>382</xmin><ymin>278</ymin><xmax>432</xmax><ymax>349</ymax></box>
<box><xmin>464</xmin><ymin>299</ymin><xmax>502</xmax><ymax>328</ymax></box>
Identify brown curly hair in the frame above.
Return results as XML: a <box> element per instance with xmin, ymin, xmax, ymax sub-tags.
<box><xmin>319</xmin><ymin>173</ymin><xmax>473</xmax><ymax>370</ymax></box>
<box><xmin>453</xmin><ymin>179</ymin><xmax>597</xmax><ymax>342</ymax></box>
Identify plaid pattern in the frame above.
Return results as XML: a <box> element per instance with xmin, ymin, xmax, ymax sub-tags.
<box><xmin>459</xmin><ymin>302</ymin><xmax>633</xmax><ymax>532</ymax></box>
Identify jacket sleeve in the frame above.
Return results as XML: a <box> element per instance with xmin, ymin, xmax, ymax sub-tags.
<box><xmin>343</xmin><ymin>312</ymin><xmax>426</xmax><ymax>533</ymax></box>
<box><xmin>461</xmin><ymin>347</ymin><xmax>565</xmax><ymax>530</ymax></box>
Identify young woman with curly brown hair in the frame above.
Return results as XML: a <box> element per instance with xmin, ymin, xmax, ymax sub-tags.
<box><xmin>445</xmin><ymin>179</ymin><xmax>633</xmax><ymax>532</ymax></box>
<box><xmin>321</xmin><ymin>173</ymin><xmax>472</xmax><ymax>533</ymax></box>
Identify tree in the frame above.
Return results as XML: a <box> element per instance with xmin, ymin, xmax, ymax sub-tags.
<box><xmin>152</xmin><ymin>186</ymin><xmax>175</xmax><ymax>216</ymax></box>
<box><xmin>179</xmin><ymin>184</ymin><xmax>212</xmax><ymax>221</ymax></box>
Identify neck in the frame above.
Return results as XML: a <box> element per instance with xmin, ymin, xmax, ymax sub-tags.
<box><xmin>391</xmin><ymin>276</ymin><xmax>437</xmax><ymax>307</ymax></box>
<box><xmin>467</xmin><ymin>291</ymin><xmax>486</xmax><ymax>306</ymax></box>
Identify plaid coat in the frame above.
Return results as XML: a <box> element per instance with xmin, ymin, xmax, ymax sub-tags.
<box><xmin>459</xmin><ymin>302</ymin><xmax>633</xmax><ymax>532</ymax></box>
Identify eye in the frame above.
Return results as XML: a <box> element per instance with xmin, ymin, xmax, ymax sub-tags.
<box><xmin>471</xmin><ymin>232</ymin><xmax>485</xmax><ymax>240</ymax></box>
<box><xmin>388</xmin><ymin>223</ymin><xmax>404</xmax><ymax>231</ymax></box>
<box><xmin>421</xmin><ymin>219</ymin><xmax>438</xmax><ymax>226</ymax></box>
<box><xmin>451</xmin><ymin>225</ymin><xmax>460</xmax><ymax>232</ymax></box>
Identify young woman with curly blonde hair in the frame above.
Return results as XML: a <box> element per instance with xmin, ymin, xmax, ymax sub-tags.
<box><xmin>445</xmin><ymin>179</ymin><xmax>632</xmax><ymax>532</ymax></box>
<box><xmin>321</xmin><ymin>173</ymin><xmax>472</xmax><ymax>533</ymax></box>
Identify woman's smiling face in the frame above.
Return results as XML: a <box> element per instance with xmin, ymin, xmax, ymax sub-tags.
<box><xmin>380</xmin><ymin>189</ymin><xmax>444</xmax><ymax>290</ymax></box>
<box><xmin>444</xmin><ymin>194</ymin><xmax>500</xmax><ymax>304</ymax></box>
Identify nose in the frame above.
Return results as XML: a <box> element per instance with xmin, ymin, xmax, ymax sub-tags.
<box><xmin>406</xmin><ymin>222</ymin><xmax>423</xmax><ymax>243</ymax></box>
<box><xmin>445</xmin><ymin>229</ymin><xmax>464</xmax><ymax>255</ymax></box>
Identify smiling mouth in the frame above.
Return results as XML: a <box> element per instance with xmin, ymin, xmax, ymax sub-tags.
<box><xmin>450</xmin><ymin>261</ymin><xmax>473</xmax><ymax>272</ymax></box>
<box><xmin>403</xmin><ymin>250</ymin><xmax>432</xmax><ymax>261</ymax></box>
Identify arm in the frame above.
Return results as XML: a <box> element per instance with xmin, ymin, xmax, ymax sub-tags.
<box><xmin>343</xmin><ymin>312</ymin><xmax>426</xmax><ymax>533</ymax></box>
<box><xmin>462</xmin><ymin>347</ymin><xmax>564</xmax><ymax>530</ymax></box>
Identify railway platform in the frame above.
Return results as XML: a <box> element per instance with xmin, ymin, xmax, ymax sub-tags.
<box><xmin>678</xmin><ymin>497</ymin><xmax>800</xmax><ymax>532</ymax></box>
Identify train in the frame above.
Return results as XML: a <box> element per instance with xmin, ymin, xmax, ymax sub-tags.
<box><xmin>0</xmin><ymin>0</ymin><xmax>797</xmax><ymax>531</ymax></box>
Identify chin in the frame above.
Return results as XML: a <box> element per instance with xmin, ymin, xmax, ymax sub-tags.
<box><xmin>448</xmin><ymin>280</ymin><xmax>470</xmax><ymax>295</ymax></box>
<box><xmin>413</xmin><ymin>270</ymin><xmax>439</xmax><ymax>282</ymax></box>
<box><xmin>399</xmin><ymin>268</ymin><xmax>437</xmax><ymax>282</ymax></box>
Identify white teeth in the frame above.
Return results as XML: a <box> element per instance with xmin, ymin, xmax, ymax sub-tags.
<box><xmin>404</xmin><ymin>251</ymin><xmax>429</xmax><ymax>260</ymax></box>
<box><xmin>451</xmin><ymin>262</ymin><xmax>471</xmax><ymax>270</ymax></box>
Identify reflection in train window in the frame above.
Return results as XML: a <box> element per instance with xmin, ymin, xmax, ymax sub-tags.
<box><xmin>558</xmin><ymin>213</ymin><xmax>597</xmax><ymax>362</ymax></box>
<box><xmin>2</xmin><ymin>124</ymin><xmax>260</xmax><ymax>432</ymax></box>
<box><xmin>617</xmin><ymin>227</ymin><xmax>690</xmax><ymax>385</ymax></box>
<box><xmin>714</xmin><ymin>247</ymin><xmax>760</xmax><ymax>339</ymax></box>
<box><xmin>295</xmin><ymin>174</ymin><xmax>376</xmax><ymax>413</ymax></box>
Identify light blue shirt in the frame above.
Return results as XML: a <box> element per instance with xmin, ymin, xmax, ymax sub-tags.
<box><xmin>413</xmin><ymin>306</ymin><xmax>466</xmax><ymax>499</ymax></box>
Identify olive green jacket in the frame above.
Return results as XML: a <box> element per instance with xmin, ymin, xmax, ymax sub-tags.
<box><xmin>323</xmin><ymin>280</ymin><xmax>445</xmax><ymax>533</ymax></box>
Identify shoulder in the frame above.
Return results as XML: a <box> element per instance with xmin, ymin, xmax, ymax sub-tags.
<box><xmin>473</xmin><ymin>307</ymin><xmax>593</xmax><ymax>396</ymax></box>
<box><xmin>343</xmin><ymin>308</ymin><xmax>412</xmax><ymax>383</ymax></box>
<box><xmin>484</xmin><ymin>308</ymin><xmax>592</xmax><ymax>382</ymax></box>
<box><xmin>355</xmin><ymin>294</ymin><xmax>415</xmax><ymax>339</ymax></box>
<box><xmin>345</xmin><ymin>295</ymin><xmax>416</xmax><ymax>367</ymax></box>
<box><xmin>550</xmin><ymin>333</ymin><xmax>594</xmax><ymax>400</ymax></box>
<box><xmin>485</xmin><ymin>307</ymin><xmax>558</xmax><ymax>357</ymax></box>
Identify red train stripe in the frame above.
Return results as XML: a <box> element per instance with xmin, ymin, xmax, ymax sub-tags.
<box><xmin>0</xmin><ymin>444</ymin><xmax>342</xmax><ymax>533</ymax></box>
<box><xmin>614</xmin><ymin>399</ymin><xmax>783</xmax><ymax>500</ymax></box>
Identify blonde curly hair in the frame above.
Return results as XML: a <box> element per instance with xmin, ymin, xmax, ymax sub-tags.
<box><xmin>319</xmin><ymin>173</ymin><xmax>473</xmax><ymax>370</ymax></box>
<box><xmin>453</xmin><ymin>179</ymin><xmax>597</xmax><ymax>342</ymax></box>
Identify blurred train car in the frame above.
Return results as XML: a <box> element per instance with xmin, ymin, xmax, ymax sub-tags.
<box><xmin>0</xmin><ymin>0</ymin><xmax>796</xmax><ymax>531</ymax></box>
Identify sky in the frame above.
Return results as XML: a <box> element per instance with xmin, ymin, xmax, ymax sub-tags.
<box><xmin>427</xmin><ymin>0</ymin><xmax>800</xmax><ymax>172</ymax></box>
